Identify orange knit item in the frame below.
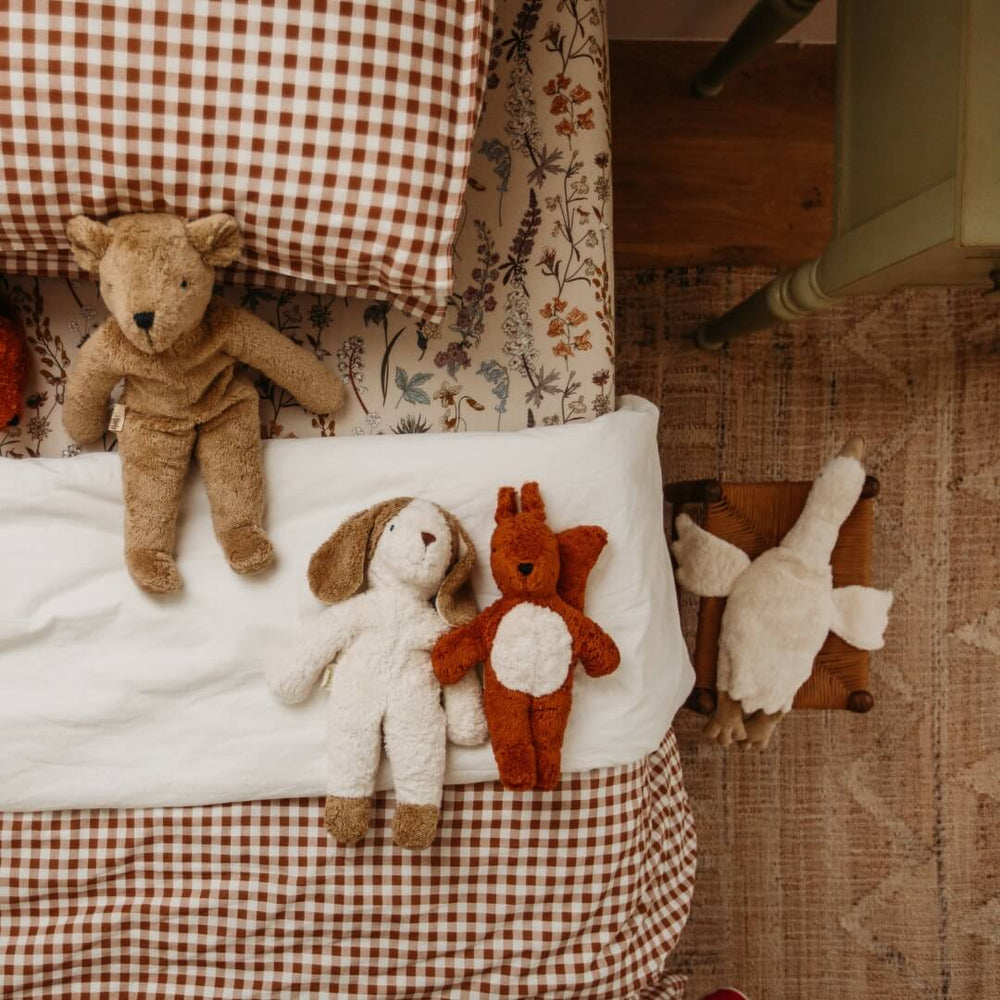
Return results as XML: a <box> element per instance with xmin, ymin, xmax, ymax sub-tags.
<box><xmin>432</xmin><ymin>482</ymin><xmax>620</xmax><ymax>791</ymax></box>
<box><xmin>0</xmin><ymin>314</ymin><xmax>28</xmax><ymax>428</ymax></box>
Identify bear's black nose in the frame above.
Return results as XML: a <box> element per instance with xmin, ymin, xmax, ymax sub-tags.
<box><xmin>133</xmin><ymin>311</ymin><xmax>155</xmax><ymax>330</ymax></box>
<box><xmin>517</xmin><ymin>562</ymin><xmax>533</xmax><ymax>576</ymax></box>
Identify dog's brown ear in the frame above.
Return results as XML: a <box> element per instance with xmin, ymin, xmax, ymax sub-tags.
<box><xmin>307</xmin><ymin>498</ymin><xmax>411</xmax><ymax>603</ymax></box>
<box><xmin>495</xmin><ymin>486</ymin><xmax>517</xmax><ymax>524</ymax></box>
<box><xmin>436</xmin><ymin>511</ymin><xmax>478</xmax><ymax>626</ymax></box>
<box><xmin>520</xmin><ymin>481</ymin><xmax>546</xmax><ymax>518</ymax></box>
<box><xmin>66</xmin><ymin>216</ymin><xmax>112</xmax><ymax>273</ymax></box>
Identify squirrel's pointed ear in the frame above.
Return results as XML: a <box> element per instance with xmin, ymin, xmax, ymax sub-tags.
<box><xmin>520</xmin><ymin>481</ymin><xmax>545</xmax><ymax>517</ymax></box>
<box><xmin>186</xmin><ymin>214</ymin><xmax>242</xmax><ymax>267</ymax></box>
<box><xmin>66</xmin><ymin>216</ymin><xmax>112</xmax><ymax>273</ymax></box>
<box><xmin>495</xmin><ymin>486</ymin><xmax>518</xmax><ymax>524</ymax></box>
<box><xmin>436</xmin><ymin>511</ymin><xmax>478</xmax><ymax>626</ymax></box>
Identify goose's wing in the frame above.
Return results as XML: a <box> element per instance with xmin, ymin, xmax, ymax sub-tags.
<box><xmin>670</xmin><ymin>513</ymin><xmax>750</xmax><ymax>598</ymax></box>
<box><xmin>830</xmin><ymin>586</ymin><xmax>894</xmax><ymax>650</ymax></box>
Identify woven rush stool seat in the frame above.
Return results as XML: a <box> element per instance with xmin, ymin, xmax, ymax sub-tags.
<box><xmin>664</xmin><ymin>476</ymin><xmax>880</xmax><ymax>715</ymax></box>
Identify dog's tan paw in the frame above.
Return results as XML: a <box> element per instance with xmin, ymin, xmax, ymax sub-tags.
<box><xmin>324</xmin><ymin>795</ymin><xmax>371</xmax><ymax>845</ymax></box>
<box><xmin>392</xmin><ymin>803</ymin><xmax>439</xmax><ymax>851</ymax></box>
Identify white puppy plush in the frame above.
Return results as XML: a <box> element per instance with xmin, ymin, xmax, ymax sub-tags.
<box><xmin>268</xmin><ymin>498</ymin><xmax>488</xmax><ymax>850</ymax></box>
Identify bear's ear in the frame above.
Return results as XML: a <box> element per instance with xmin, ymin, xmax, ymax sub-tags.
<box><xmin>186</xmin><ymin>214</ymin><xmax>243</xmax><ymax>267</ymax></box>
<box><xmin>66</xmin><ymin>216</ymin><xmax>112</xmax><ymax>273</ymax></box>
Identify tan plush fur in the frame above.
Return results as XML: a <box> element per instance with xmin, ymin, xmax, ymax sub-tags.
<box><xmin>62</xmin><ymin>213</ymin><xmax>345</xmax><ymax>593</ymax></box>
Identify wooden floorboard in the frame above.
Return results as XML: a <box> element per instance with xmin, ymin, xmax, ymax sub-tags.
<box><xmin>610</xmin><ymin>40</ymin><xmax>836</xmax><ymax>269</ymax></box>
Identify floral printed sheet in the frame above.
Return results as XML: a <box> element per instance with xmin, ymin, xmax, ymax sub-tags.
<box><xmin>0</xmin><ymin>0</ymin><xmax>614</xmax><ymax>459</ymax></box>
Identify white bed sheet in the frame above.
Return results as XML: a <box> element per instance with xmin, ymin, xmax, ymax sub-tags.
<box><xmin>0</xmin><ymin>396</ymin><xmax>692</xmax><ymax>810</ymax></box>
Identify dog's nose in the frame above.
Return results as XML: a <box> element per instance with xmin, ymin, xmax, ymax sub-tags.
<box><xmin>6</xmin><ymin>414</ymin><xmax>19</xmax><ymax>427</ymax></box>
<box><xmin>421</xmin><ymin>531</ymin><xmax>436</xmax><ymax>547</ymax></box>
<box><xmin>133</xmin><ymin>311</ymin><xmax>155</xmax><ymax>330</ymax></box>
<box><xmin>517</xmin><ymin>562</ymin><xmax>533</xmax><ymax>576</ymax></box>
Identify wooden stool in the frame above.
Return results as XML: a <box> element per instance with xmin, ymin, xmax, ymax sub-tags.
<box><xmin>664</xmin><ymin>476</ymin><xmax>879</xmax><ymax>715</ymax></box>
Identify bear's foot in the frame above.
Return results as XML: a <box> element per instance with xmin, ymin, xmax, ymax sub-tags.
<box><xmin>219</xmin><ymin>525</ymin><xmax>274</xmax><ymax>575</ymax></box>
<box><xmin>392</xmin><ymin>803</ymin><xmax>439</xmax><ymax>851</ymax></box>
<box><xmin>324</xmin><ymin>795</ymin><xmax>371</xmax><ymax>845</ymax></box>
<box><xmin>495</xmin><ymin>744</ymin><xmax>538</xmax><ymax>790</ymax></box>
<box><xmin>126</xmin><ymin>548</ymin><xmax>182</xmax><ymax>594</ymax></box>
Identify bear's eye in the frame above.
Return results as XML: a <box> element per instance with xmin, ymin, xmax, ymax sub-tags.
<box><xmin>180</xmin><ymin>279</ymin><xmax>188</xmax><ymax>289</ymax></box>
<box><xmin>389</xmin><ymin>524</ymin><xmax>395</xmax><ymax>532</ymax></box>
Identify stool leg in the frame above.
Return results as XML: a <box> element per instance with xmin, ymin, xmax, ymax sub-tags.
<box><xmin>693</xmin><ymin>0</ymin><xmax>823</xmax><ymax>98</ymax></box>
<box><xmin>695</xmin><ymin>258</ymin><xmax>835</xmax><ymax>350</ymax></box>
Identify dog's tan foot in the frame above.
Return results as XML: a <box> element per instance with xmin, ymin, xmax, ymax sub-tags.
<box><xmin>220</xmin><ymin>525</ymin><xmax>274</xmax><ymax>575</ymax></box>
<box><xmin>324</xmin><ymin>795</ymin><xmax>371</xmax><ymax>845</ymax></box>
<box><xmin>742</xmin><ymin>710</ymin><xmax>784</xmax><ymax>751</ymax></box>
<box><xmin>392</xmin><ymin>803</ymin><xmax>439</xmax><ymax>851</ymax></box>
<box><xmin>702</xmin><ymin>691</ymin><xmax>747</xmax><ymax>748</ymax></box>
<box><xmin>126</xmin><ymin>548</ymin><xmax>182</xmax><ymax>594</ymax></box>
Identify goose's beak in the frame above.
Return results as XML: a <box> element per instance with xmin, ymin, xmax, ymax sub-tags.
<box><xmin>839</xmin><ymin>436</ymin><xmax>866</xmax><ymax>461</ymax></box>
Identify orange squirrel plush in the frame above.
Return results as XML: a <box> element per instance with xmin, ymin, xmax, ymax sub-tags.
<box><xmin>0</xmin><ymin>311</ymin><xmax>28</xmax><ymax>429</ymax></box>
<box><xmin>432</xmin><ymin>482</ymin><xmax>620</xmax><ymax>790</ymax></box>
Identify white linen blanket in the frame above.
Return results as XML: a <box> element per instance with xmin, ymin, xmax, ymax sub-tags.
<box><xmin>0</xmin><ymin>396</ymin><xmax>692</xmax><ymax>809</ymax></box>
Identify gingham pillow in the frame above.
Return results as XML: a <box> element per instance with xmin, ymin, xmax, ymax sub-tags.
<box><xmin>0</xmin><ymin>0</ymin><xmax>495</xmax><ymax>325</ymax></box>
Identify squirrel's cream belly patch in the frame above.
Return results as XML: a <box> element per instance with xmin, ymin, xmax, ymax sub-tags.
<box><xmin>491</xmin><ymin>603</ymin><xmax>572</xmax><ymax>696</ymax></box>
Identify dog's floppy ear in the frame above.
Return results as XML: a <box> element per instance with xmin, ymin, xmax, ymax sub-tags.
<box><xmin>66</xmin><ymin>216</ymin><xmax>112</xmax><ymax>273</ymax></box>
<box><xmin>307</xmin><ymin>498</ymin><xmax>411</xmax><ymax>603</ymax></box>
<box><xmin>495</xmin><ymin>486</ymin><xmax>518</xmax><ymax>524</ymax></box>
<box><xmin>186</xmin><ymin>213</ymin><xmax>243</xmax><ymax>267</ymax></box>
<box><xmin>436</xmin><ymin>510</ymin><xmax>478</xmax><ymax>626</ymax></box>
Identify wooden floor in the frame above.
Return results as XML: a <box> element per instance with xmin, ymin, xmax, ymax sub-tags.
<box><xmin>610</xmin><ymin>41</ymin><xmax>836</xmax><ymax>269</ymax></box>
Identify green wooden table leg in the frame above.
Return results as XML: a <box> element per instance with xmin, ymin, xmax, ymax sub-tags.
<box><xmin>693</xmin><ymin>0</ymin><xmax>823</xmax><ymax>98</ymax></box>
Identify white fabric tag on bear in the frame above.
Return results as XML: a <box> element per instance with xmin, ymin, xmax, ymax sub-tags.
<box><xmin>108</xmin><ymin>404</ymin><xmax>126</xmax><ymax>432</ymax></box>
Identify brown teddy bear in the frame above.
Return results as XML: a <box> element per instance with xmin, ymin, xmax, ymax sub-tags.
<box><xmin>63</xmin><ymin>212</ymin><xmax>345</xmax><ymax>594</ymax></box>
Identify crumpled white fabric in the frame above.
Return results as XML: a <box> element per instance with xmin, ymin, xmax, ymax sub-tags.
<box><xmin>0</xmin><ymin>396</ymin><xmax>693</xmax><ymax>809</ymax></box>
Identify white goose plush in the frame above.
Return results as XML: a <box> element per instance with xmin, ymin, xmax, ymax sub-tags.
<box><xmin>671</xmin><ymin>438</ymin><xmax>893</xmax><ymax>750</ymax></box>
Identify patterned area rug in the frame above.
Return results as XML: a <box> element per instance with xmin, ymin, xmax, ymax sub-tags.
<box><xmin>615</xmin><ymin>268</ymin><xmax>1000</xmax><ymax>1000</ymax></box>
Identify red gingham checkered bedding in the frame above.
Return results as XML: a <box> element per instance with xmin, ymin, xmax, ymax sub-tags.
<box><xmin>0</xmin><ymin>2</ymin><xmax>698</xmax><ymax>994</ymax></box>
<box><xmin>0</xmin><ymin>730</ymin><xmax>695</xmax><ymax>999</ymax></box>
<box><xmin>0</xmin><ymin>0</ymin><xmax>494</xmax><ymax>324</ymax></box>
